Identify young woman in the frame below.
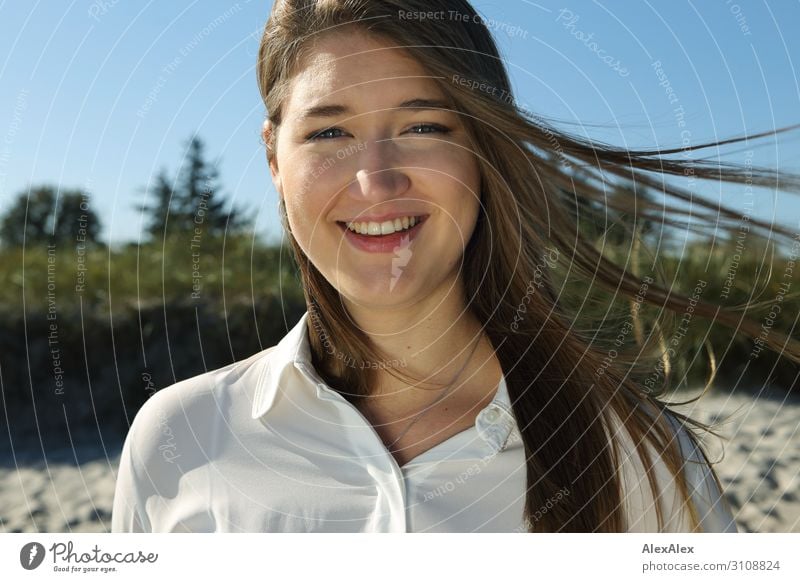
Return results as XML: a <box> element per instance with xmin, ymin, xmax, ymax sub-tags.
<box><xmin>112</xmin><ymin>0</ymin><xmax>800</xmax><ymax>532</ymax></box>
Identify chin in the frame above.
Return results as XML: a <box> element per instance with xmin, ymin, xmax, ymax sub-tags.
<box><xmin>334</xmin><ymin>273</ymin><xmax>422</xmax><ymax>307</ymax></box>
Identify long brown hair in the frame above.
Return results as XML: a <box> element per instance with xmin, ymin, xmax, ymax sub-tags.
<box><xmin>256</xmin><ymin>0</ymin><xmax>800</xmax><ymax>531</ymax></box>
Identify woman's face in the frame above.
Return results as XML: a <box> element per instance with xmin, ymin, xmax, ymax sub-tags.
<box><xmin>266</xmin><ymin>30</ymin><xmax>482</xmax><ymax>310</ymax></box>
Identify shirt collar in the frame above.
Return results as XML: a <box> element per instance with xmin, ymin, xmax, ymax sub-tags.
<box><xmin>250</xmin><ymin>310</ymin><xmax>314</xmax><ymax>420</ymax></box>
<box><xmin>251</xmin><ymin>311</ymin><xmax>518</xmax><ymax>452</ymax></box>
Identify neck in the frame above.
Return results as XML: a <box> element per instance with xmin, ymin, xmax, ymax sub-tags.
<box><xmin>340</xmin><ymin>280</ymin><xmax>501</xmax><ymax>401</ymax></box>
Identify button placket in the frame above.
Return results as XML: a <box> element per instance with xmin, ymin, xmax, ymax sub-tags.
<box><xmin>333</xmin><ymin>383</ymin><xmax>408</xmax><ymax>532</ymax></box>
<box><xmin>294</xmin><ymin>362</ymin><xmax>408</xmax><ymax>531</ymax></box>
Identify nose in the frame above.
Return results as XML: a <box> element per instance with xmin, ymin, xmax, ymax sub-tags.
<box><xmin>347</xmin><ymin>137</ymin><xmax>411</xmax><ymax>205</ymax></box>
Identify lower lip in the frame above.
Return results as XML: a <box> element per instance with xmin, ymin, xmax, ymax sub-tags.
<box><xmin>338</xmin><ymin>216</ymin><xmax>428</xmax><ymax>253</ymax></box>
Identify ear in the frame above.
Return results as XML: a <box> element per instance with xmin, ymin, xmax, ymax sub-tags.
<box><xmin>262</xmin><ymin>119</ymin><xmax>282</xmax><ymax>198</ymax></box>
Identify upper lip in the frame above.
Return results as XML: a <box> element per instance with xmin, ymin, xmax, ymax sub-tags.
<box><xmin>336</xmin><ymin>211</ymin><xmax>429</xmax><ymax>224</ymax></box>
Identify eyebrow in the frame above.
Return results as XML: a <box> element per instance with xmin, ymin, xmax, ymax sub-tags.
<box><xmin>297</xmin><ymin>98</ymin><xmax>452</xmax><ymax>120</ymax></box>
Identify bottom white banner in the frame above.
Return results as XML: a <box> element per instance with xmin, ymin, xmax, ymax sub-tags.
<box><xmin>1</xmin><ymin>533</ymin><xmax>796</xmax><ymax>581</ymax></box>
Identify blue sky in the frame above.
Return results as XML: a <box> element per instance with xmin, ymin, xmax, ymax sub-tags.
<box><xmin>1</xmin><ymin>0</ymin><xmax>798</xmax><ymax>246</ymax></box>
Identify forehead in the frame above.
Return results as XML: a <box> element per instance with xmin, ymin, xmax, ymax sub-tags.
<box><xmin>283</xmin><ymin>31</ymin><xmax>443</xmax><ymax>116</ymax></box>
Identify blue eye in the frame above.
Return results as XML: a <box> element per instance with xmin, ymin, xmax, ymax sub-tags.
<box><xmin>406</xmin><ymin>123</ymin><xmax>451</xmax><ymax>135</ymax></box>
<box><xmin>305</xmin><ymin>123</ymin><xmax>450</xmax><ymax>141</ymax></box>
<box><xmin>307</xmin><ymin>127</ymin><xmax>346</xmax><ymax>141</ymax></box>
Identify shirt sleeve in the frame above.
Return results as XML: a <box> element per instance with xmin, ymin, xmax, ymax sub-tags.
<box><xmin>111</xmin><ymin>414</ymin><xmax>153</xmax><ymax>533</ymax></box>
<box><xmin>668</xmin><ymin>415</ymin><xmax>739</xmax><ymax>533</ymax></box>
<box><xmin>616</xmin><ymin>409</ymin><xmax>739</xmax><ymax>532</ymax></box>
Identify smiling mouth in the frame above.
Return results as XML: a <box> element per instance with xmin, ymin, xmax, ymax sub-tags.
<box><xmin>335</xmin><ymin>214</ymin><xmax>429</xmax><ymax>237</ymax></box>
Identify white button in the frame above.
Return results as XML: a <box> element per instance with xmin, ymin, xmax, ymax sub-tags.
<box><xmin>485</xmin><ymin>408</ymin><xmax>500</xmax><ymax>423</ymax></box>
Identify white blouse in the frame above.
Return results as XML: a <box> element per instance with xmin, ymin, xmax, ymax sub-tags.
<box><xmin>111</xmin><ymin>311</ymin><xmax>738</xmax><ymax>532</ymax></box>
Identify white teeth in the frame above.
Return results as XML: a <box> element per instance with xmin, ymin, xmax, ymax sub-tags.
<box><xmin>345</xmin><ymin>216</ymin><xmax>422</xmax><ymax>236</ymax></box>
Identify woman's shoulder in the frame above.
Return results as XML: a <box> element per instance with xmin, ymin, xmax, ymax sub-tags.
<box><xmin>608</xmin><ymin>405</ymin><xmax>738</xmax><ymax>532</ymax></box>
<box><xmin>112</xmin><ymin>346</ymin><xmax>282</xmax><ymax>532</ymax></box>
<box><xmin>662</xmin><ymin>414</ymin><xmax>738</xmax><ymax>533</ymax></box>
<box><xmin>125</xmin><ymin>346</ymin><xmax>280</xmax><ymax>457</ymax></box>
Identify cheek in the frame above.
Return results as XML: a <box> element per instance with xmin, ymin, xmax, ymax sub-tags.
<box><xmin>421</xmin><ymin>149</ymin><xmax>482</xmax><ymax>221</ymax></box>
<box><xmin>284</xmin><ymin>193</ymin><xmax>328</xmax><ymax>252</ymax></box>
<box><xmin>413</xmin><ymin>143</ymin><xmax>479</xmax><ymax>186</ymax></box>
<box><xmin>285</xmin><ymin>154</ymin><xmax>333</xmax><ymax>199</ymax></box>
<box><xmin>282</xmin><ymin>161</ymin><xmax>347</xmax><ymax>251</ymax></box>
<box><xmin>283</xmin><ymin>154</ymin><xmax>335</xmax><ymax>211</ymax></box>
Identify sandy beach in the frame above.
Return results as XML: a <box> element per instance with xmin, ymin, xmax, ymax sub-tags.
<box><xmin>2</xmin><ymin>386</ymin><xmax>798</xmax><ymax>533</ymax></box>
